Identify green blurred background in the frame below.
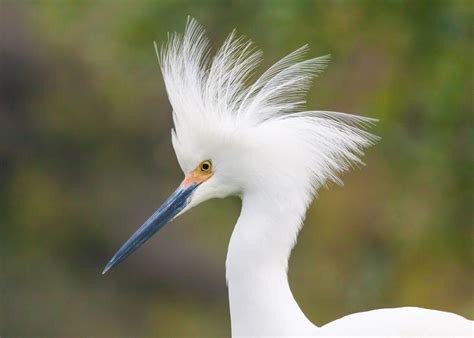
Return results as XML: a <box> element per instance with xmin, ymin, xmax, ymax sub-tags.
<box><xmin>1</xmin><ymin>0</ymin><xmax>472</xmax><ymax>336</ymax></box>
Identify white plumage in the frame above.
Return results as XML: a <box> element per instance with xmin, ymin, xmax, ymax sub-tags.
<box><xmin>157</xmin><ymin>19</ymin><xmax>377</xmax><ymax>208</ymax></box>
<box><xmin>105</xmin><ymin>18</ymin><xmax>473</xmax><ymax>337</ymax></box>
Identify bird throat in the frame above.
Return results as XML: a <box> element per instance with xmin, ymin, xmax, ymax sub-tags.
<box><xmin>225</xmin><ymin>190</ymin><xmax>316</xmax><ymax>337</ymax></box>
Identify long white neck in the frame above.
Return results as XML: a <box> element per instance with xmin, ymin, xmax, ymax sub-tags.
<box><xmin>226</xmin><ymin>188</ymin><xmax>317</xmax><ymax>337</ymax></box>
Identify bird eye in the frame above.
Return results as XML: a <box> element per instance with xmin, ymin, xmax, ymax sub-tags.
<box><xmin>199</xmin><ymin>160</ymin><xmax>212</xmax><ymax>172</ymax></box>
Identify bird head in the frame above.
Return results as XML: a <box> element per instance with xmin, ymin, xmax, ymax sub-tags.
<box><xmin>102</xmin><ymin>18</ymin><xmax>377</xmax><ymax>274</ymax></box>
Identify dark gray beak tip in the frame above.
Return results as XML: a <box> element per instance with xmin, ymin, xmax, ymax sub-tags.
<box><xmin>102</xmin><ymin>263</ymin><xmax>113</xmax><ymax>275</ymax></box>
<box><xmin>101</xmin><ymin>183</ymin><xmax>198</xmax><ymax>275</ymax></box>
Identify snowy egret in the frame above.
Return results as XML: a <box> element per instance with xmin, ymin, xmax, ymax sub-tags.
<box><xmin>103</xmin><ymin>18</ymin><xmax>473</xmax><ymax>337</ymax></box>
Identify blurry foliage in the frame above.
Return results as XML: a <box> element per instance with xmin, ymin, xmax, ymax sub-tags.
<box><xmin>1</xmin><ymin>0</ymin><xmax>473</xmax><ymax>336</ymax></box>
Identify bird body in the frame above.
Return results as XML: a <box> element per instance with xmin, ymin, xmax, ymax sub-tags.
<box><xmin>320</xmin><ymin>307</ymin><xmax>472</xmax><ymax>336</ymax></box>
<box><xmin>104</xmin><ymin>18</ymin><xmax>473</xmax><ymax>337</ymax></box>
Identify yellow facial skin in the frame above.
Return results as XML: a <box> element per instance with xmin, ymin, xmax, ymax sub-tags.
<box><xmin>181</xmin><ymin>160</ymin><xmax>213</xmax><ymax>188</ymax></box>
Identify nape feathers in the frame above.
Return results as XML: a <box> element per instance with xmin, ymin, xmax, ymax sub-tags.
<box><xmin>156</xmin><ymin>18</ymin><xmax>378</xmax><ymax>203</ymax></box>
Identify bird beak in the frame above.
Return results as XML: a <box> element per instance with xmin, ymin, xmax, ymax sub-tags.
<box><xmin>102</xmin><ymin>180</ymin><xmax>200</xmax><ymax>274</ymax></box>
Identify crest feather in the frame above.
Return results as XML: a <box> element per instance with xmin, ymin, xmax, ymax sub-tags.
<box><xmin>156</xmin><ymin>17</ymin><xmax>378</xmax><ymax>189</ymax></box>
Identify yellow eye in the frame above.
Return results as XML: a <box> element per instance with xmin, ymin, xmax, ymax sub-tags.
<box><xmin>199</xmin><ymin>160</ymin><xmax>212</xmax><ymax>172</ymax></box>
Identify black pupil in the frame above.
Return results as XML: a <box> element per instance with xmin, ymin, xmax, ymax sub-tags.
<box><xmin>202</xmin><ymin>163</ymin><xmax>209</xmax><ymax>170</ymax></box>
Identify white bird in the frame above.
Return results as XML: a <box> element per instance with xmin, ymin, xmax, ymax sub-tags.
<box><xmin>103</xmin><ymin>18</ymin><xmax>473</xmax><ymax>337</ymax></box>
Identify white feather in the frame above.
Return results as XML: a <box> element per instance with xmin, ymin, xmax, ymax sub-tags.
<box><xmin>157</xmin><ymin>18</ymin><xmax>377</xmax><ymax>191</ymax></box>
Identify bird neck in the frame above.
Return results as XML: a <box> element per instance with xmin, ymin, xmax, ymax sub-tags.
<box><xmin>226</xmin><ymin>188</ymin><xmax>316</xmax><ymax>337</ymax></box>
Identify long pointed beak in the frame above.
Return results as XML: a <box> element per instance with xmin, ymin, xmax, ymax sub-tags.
<box><xmin>102</xmin><ymin>182</ymin><xmax>199</xmax><ymax>274</ymax></box>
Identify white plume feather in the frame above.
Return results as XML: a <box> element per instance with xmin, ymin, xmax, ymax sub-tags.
<box><xmin>156</xmin><ymin>17</ymin><xmax>378</xmax><ymax>198</ymax></box>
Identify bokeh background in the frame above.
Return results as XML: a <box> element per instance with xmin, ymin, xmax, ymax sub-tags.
<box><xmin>1</xmin><ymin>0</ymin><xmax>472</xmax><ymax>336</ymax></box>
